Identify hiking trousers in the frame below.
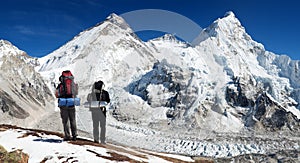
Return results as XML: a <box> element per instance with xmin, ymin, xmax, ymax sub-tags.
<box><xmin>60</xmin><ymin>106</ymin><xmax>77</xmax><ymax>139</ymax></box>
<box><xmin>91</xmin><ymin>107</ymin><xmax>106</xmax><ymax>143</ymax></box>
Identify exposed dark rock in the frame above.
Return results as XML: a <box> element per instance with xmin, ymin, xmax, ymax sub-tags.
<box><xmin>0</xmin><ymin>145</ymin><xmax>29</xmax><ymax>163</ymax></box>
<box><xmin>0</xmin><ymin>91</ymin><xmax>29</xmax><ymax>119</ymax></box>
<box><xmin>245</xmin><ymin>92</ymin><xmax>300</xmax><ymax>133</ymax></box>
<box><xmin>225</xmin><ymin>76</ymin><xmax>254</xmax><ymax>108</ymax></box>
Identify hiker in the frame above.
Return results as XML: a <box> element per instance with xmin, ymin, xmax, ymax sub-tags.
<box><xmin>87</xmin><ymin>80</ymin><xmax>110</xmax><ymax>144</ymax></box>
<box><xmin>55</xmin><ymin>70</ymin><xmax>78</xmax><ymax>141</ymax></box>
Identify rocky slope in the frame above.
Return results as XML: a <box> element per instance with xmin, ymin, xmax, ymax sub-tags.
<box><xmin>0</xmin><ymin>40</ymin><xmax>53</xmax><ymax>126</ymax></box>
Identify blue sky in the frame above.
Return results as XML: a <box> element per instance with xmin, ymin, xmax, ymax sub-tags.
<box><xmin>0</xmin><ymin>0</ymin><xmax>299</xmax><ymax>60</ymax></box>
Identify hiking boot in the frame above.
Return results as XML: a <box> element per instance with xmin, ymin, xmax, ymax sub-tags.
<box><xmin>94</xmin><ymin>140</ymin><xmax>99</xmax><ymax>143</ymax></box>
<box><xmin>72</xmin><ymin>136</ymin><xmax>77</xmax><ymax>141</ymax></box>
<box><xmin>63</xmin><ymin>137</ymin><xmax>71</xmax><ymax>141</ymax></box>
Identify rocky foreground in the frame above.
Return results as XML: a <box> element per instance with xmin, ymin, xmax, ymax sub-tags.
<box><xmin>0</xmin><ymin>124</ymin><xmax>299</xmax><ymax>162</ymax></box>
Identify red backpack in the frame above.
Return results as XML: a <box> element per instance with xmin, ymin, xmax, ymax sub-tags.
<box><xmin>57</xmin><ymin>70</ymin><xmax>77</xmax><ymax>98</ymax></box>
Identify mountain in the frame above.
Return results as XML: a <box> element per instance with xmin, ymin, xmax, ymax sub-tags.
<box><xmin>1</xmin><ymin>11</ymin><xmax>299</xmax><ymax>159</ymax></box>
<box><xmin>0</xmin><ymin>40</ymin><xmax>53</xmax><ymax>126</ymax></box>
<box><xmin>193</xmin><ymin>11</ymin><xmax>300</xmax><ymax>132</ymax></box>
<box><xmin>36</xmin><ymin>14</ymin><xmax>157</xmax><ymax>114</ymax></box>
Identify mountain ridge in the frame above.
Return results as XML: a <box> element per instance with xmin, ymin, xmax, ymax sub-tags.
<box><xmin>0</xmin><ymin>40</ymin><xmax>54</xmax><ymax>127</ymax></box>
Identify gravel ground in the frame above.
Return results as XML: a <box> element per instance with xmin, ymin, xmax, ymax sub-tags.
<box><xmin>33</xmin><ymin>110</ymin><xmax>63</xmax><ymax>133</ymax></box>
<box><xmin>33</xmin><ymin>109</ymin><xmax>93</xmax><ymax>139</ymax></box>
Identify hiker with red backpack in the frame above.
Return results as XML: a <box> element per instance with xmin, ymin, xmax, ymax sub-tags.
<box><xmin>86</xmin><ymin>80</ymin><xmax>110</xmax><ymax>144</ymax></box>
<box><xmin>55</xmin><ymin>70</ymin><xmax>79</xmax><ymax>141</ymax></box>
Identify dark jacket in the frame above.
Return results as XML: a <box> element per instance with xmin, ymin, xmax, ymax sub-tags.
<box><xmin>96</xmin><ymin>90</ymin><xmax>110</xmax><ymax>103</ymax></box>
<box><xmin>87</xmin><ymin>89</ymin><xmax>110</xmax><ymax>103</ymax></box>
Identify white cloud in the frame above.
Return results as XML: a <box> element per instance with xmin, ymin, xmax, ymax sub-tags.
<box><xmin>14</xmin><ymin>25</ymin><xmax>35</xmax><ymax>35</ymax></box>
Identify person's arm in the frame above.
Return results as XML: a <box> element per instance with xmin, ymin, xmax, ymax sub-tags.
<box><xmin>104</xmin><ymin>91</ymin><xmax>110</xmax><ymax>103</ymax></box>
<box><xmin>55</xmin><ymin>84</ymin><xmax>60</xmax><ymax>98</ymax></box>
<box><xmin>55</xmin><ymin>89</ymin><xmax>59</xmax><ymax>98</ymax></box>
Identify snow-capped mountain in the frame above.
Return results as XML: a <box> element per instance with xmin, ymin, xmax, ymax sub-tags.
<box><xmin>1</xmin><ymin>11</ymin><xmax>299</xmax><ymax>159</ymax></box>
<box><xmin>0</xmin><ymin>40</ymin><xmax>53</xmax><ymax>126</ymax></box>
<box><xmin>193</xmin><ymin>11</ymin><xmax>300</xmax><ymax>132</ymax></box>
<box><xmin>37</xmin><ymin>14</ymin><xmax>157</xmax><ymax>114</ymax></box>
<box><xmin>38</xmin><ymin>13</ymin><xmax>156</xmax><ymax>85</ymax></box>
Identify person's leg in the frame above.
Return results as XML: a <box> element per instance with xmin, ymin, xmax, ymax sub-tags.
<box><xmin>99</xmin><ymin>108</ymin><xmax>106</xmax><ymax>144</ymax></box>
<box><xmin>91</xmin><ymin>110</ymin><xmax>100</xmax><ymax>143</ymax></box>
<box><xmin>60</xmin><ymin>107</ymin><xmax>71</xmax><ymax>140</ymax></box>
<box><xmin>68</xmin><ymin>107</ymin><xmax>77</xmax><ymax>140</ymax></box>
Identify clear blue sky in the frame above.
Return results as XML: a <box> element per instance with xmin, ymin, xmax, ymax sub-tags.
<box><xmin>0</xmin><ymin>0</ymin><xmax>299</xmax><ymax>60</ymax></box>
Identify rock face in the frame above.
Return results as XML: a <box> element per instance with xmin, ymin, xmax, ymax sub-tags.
<box><xmin>245</xmin><ymin>92</ymin><xmax>300</xmax><ymax>134</ymax></box>
<box><xmin>0</xmin><ymin>145</ymin><xmax>29</xmax><ymax>163</ymax></box>
<box><xmin>0</xmin><ymin>40</ymin><xmax>53</xmax><ymax>126</ymax></box>
<box><xmin>225</xmin><ymin>76</ymin><xmax>300</xmax><ymax>135</ymax></box>
<box><xmin>0</xmin><ymin>91</ymin><xmax>29</xmax><ymax>119</ymax></box>
<box><xmin>127</xmin><ymin>60</ymin><xmax>195</xmax><ymax>114</ymax></box>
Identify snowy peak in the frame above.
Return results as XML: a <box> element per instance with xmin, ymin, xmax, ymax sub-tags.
<box><xmin>105</xmin><ymin>13</ymin><xmax>131</xmax><ymax>30</ymax></box>
<box><xmin>217</xmin><ymin>11</ymin><xmax>241</xmax><ymax>29</ymax></box>
<box><xmin>0</xmin><ymin>40</ymin><xmax>26</xmax><ymax>58</ymax></box>
<box><xmin>209</xmin><ymin>11</ymin><xmax>247</xmax><ymax>39</ymax></box>
<box><xmin>0</xmin><ymin>40</ymin><xmax>13</xmax><ymax>49</ymax></box>
<box><xmin>106</xmin><ymin>13</ymin><xmax>124</xmax><ymax>22</ymax></box>
<box><xmin>195</xmin><ymin>11</ymin><xmax>265</xmax><ymax>58</ymax></box>
<box><xmin>0</xmin><ymin>40</ymin><xmax>15</xmax><ymax>50</ymax></box>
<box><xmin>38</xmin><ymin>12</ymin><xmax>156</xmax><ymax>96</ymax></box>
<box><xmin>195</xmin><ymin>11</ymin><xmax>252</xmax><ymax>44</ymax></box>
<box><xmin>224</xmin><ymin>11</ymin><xmax>236</xmax><ymax>17</ymax></box>
<box><xmin>192</xmin><ymin>11</ymin><xmax>255</xmax><ymax>47</ymax></box>
<box><xmin>38</xmin><ymin>13</ymin><xmax>135</xmax><ymax>71</ymax></box>
<box><xmin>0</xmin><ymin>39</ymin><xmax>38</xmax><ymax>68</ymax></box>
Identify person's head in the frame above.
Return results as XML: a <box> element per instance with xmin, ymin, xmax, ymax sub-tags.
<box><xmin>93</xmin><ymin>80</ymin><xmax>104</xmax><ymax>92</ymax></box>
